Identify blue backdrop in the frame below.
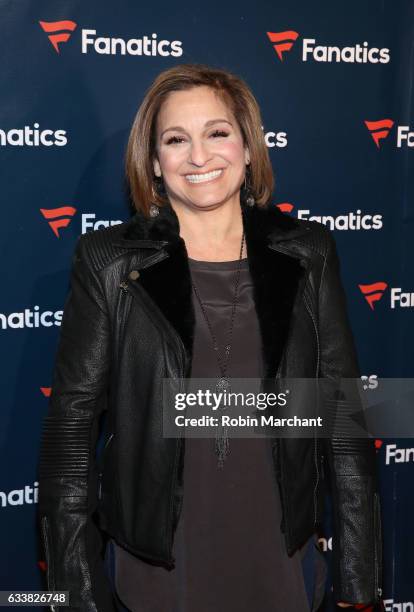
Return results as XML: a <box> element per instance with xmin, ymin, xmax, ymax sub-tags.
<box><xmin>1</xmin><ymin>1</ymin><xmax>413</xmax><ymax>610</ymax></box>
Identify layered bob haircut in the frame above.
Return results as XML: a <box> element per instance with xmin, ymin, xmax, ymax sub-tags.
<box><xmin>125</xmin><ymin>63</ymin><xmax>274</xmax><ymax>217</ymax></box>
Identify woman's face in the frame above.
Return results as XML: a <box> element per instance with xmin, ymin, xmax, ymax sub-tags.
<box><xmin>153</xmin><ymin>85</ymin><xmax>250</xmax><ymax>212</ymax></box>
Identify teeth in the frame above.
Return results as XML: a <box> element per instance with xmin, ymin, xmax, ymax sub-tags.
<box><xmin>185</xmin><ymin>169</ymin><xmax>223</xmax><ymax>183</ymax></box>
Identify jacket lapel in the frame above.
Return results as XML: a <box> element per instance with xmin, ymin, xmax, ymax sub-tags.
<box><xmin>113</xmin><ymin>201</ymin><xmax>311</xmax><ymax>378</ymax></box>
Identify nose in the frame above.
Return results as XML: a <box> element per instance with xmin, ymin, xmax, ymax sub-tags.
<box><xmin>188</xmin><ymin>138</ymin><xmax>212</xmax><ymax>167</ymax></box>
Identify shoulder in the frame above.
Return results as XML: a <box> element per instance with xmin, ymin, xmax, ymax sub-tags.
<box><xmin>74</xmin><ymin>217</ymin><xmax>136</xmax><ymax>272</ymax></box>
<box><xmin>292</xmin><ymin>217</ymin><xmax>335</xmax><ymax>260</ymax></box>
<box><xmin>252</xmin><ymin>203</ymin><xmax>334</xmax><ymax>259</ymax></box>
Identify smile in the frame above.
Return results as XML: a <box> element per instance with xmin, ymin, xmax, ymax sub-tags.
<box><xmin>184</xmin><ymin>169</ymin><xmax>223</xmax><ymax>184</ymax></box>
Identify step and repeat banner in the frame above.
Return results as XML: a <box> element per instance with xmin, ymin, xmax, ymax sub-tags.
<box><xmin>1</xmin><ymin>0</ymin><xmax>413</xmax><ymax>610</ymax></box>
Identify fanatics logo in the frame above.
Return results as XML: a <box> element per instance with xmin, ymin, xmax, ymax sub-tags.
<box><xmin>275</xmin><ymin>203</ymin><xmax>383</xmax><ymax>231</ymax></box>
<box><xmin>358</xmin><ymin>282</ymin><xmax>388</xmax><ymax>310</ymax></box>
<box><xmin>40</xmin><ymin>206</ymin><xmax>76</xmax><ymax>237</ymax></box>
<box><xmin>266</xmin><ymin>31</ymin><xmax>299</xmax><ymax>61</ymax></box>
<box><xmin>365</xmin><ymin>119</ymin><xmax>394</xmax><ymax>148</ymax></box>
<box><xmin>0</xmin><ymin>123</ymin><xmax>67</xmax><ymax>147</ymax></box>
<box><xmin>0</xmin><ymin>482</ymin><xmax>38</xmax><ymax>507</ymax></box>
<box><xmin>276</xmin><ymin>203</ymin><xmax>295</xmax><ymax>213</ymax></box>
<box><xmin>266</xmin><ymin>31</ymin><xmax>390</xmax><ymax>64</ymax></box>
<box><xmin>40</xmin><ymin>387</ymin><xmax>52</xmax><ymax>397</ymax></box>
<box><xmin>38</xmin><ymin>19</ymin><xmax>183</xmax><ymax>58</ymax></box>
<box><xmin>39</xmin><ymin>20</ymin><xmax>77</xmax><ymax>53</ymax></box>
<box><xmin>385</xmin><ymin>445</ymin><xmax>414</xmax><ymax>465</ymax></box>
<box><xmin>81</xmin><ymin>212</ymin><xmax>123</xmax><ymax>233</ymax></box>
<box><xmin>383</xmin><ymin>601</ymin><xmax>414</xmax><ymax>611</ymax></box>
<box><xmin>0</xmin><ymin>307</ymin><xmax>63</xmax><ymax>330</ymax></box>
<box><xmin>361</xmin><ymin>374</ymin><xmax>378</xmax><ymax>390</ymax></box>
<box><xmin>365</xmin><ymin>119</ymin><xmax>414</xmax><ymax>148</ymax></box>
<box><xmin>359</xmin><ymin>283</ymin><xmax>414</xmax><ymax>310</ymax></box>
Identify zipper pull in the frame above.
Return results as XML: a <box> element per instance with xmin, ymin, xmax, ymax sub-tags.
<box><xmin>120</xmin><ymin>270</ymin><xmax>140</xmax><ymax>291</ymax></box>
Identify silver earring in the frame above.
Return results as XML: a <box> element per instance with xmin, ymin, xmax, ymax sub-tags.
<box><xmin>243</xmin><ymin>175</ymin><xmax>255</xmax><ymax>207</ymax></box>
<box><xmin>149</xmin><ymin>204</ymin><xmax>160</xmax><ymax>217</ymax></box>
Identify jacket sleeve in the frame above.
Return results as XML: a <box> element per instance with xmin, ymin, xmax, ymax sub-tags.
<box><xmin>318</xmin><ymin>227</ymin><xmax>383</xmax><ymax>605</ymax></box>
<box><xmin>37</xmin><ymin>235</ymin><xmax>116</xmax><ymax>612</ymax></box>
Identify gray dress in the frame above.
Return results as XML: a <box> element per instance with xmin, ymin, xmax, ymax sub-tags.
<box><xmin>112</xmin><ymin>257</ymin><xmax>316</xmax><ymax>612</ymax></box>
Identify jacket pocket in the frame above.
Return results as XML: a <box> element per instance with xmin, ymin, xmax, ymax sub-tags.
<box><xmin>98</xmin><ymin>433</ymin><xmax>114</xmax><ymax>501</ymax></box>
<box><xmin>314</xmin><ymin>447</ymin><xmax>325</xmax><ymax>527</ymax></box>
<box><xmin>98</xmin><ymin>433</ymin><xmax>119</xmax><ymax>532</ymax></box>
<box><xmin>41</xmin><ymin>516</ymin><xmax>55</xmax><ymax>592</ymax></box>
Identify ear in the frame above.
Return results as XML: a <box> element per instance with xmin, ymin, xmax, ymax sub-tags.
<box><xmin>244</xmin><ymin>146</ymin><xmax>250</xmax><ymax>165</ymax></box>
<box><xmin>153</xmin><ymin>158</ymin><xmax>162</xmax><ymax>177</ymax></box>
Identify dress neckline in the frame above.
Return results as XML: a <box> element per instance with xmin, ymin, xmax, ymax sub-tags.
<box><xmin>188</xmin><ymin>257</ymin><xmax>249</xmax><ymax>271</ymax></box>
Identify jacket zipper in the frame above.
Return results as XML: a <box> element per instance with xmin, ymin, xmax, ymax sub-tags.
<box><xmin>41</xmin><ymin>516</ymin><xmax>56</xmax><ymax>611</ymax></box>
<box><xmin>303</xmin><ymin>287</ymin><xmax>321</xmax><ymax>527</ymax></box>
<box><xmin>118</xmin><ymin>282</ymin><xmax>133</xmax><ymax>370</ymax></box>
<box><xmin>98</xmin><ymin>433</ymin><xmax>114</xmax><ymax>501</ymax></box>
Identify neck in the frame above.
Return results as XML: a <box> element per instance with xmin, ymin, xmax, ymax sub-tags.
<box><xmin>170</xmin><ymin>198</ymin><xmax>245</xmax><ymax>261</ymax></box>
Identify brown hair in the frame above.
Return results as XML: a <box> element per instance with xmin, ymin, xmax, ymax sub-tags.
<box><xmin>125</xmin><ymin>63</ymin><xmax>274</xmax><ymax>216</ymax></box>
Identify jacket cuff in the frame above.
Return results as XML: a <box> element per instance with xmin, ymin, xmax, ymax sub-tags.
<box><xmin>39</xmin><ymin>492</ymin><xmax>117</xmax><ymax>612</ymax></box>
<box><xmin>330</xmin><ymin>461</ymin><xmax>383</xmax><ymax>605</ymax></box>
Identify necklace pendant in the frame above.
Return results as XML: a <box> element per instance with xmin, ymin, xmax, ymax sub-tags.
<box><xmin>215</xmin><ymin>377</ymin><xmax>230</xmax><ymax>467</ymax></box>
<box><xmin>215</xmin><ymin>433</ymin><xmax>229</xmax><ymax>469</ymax></box>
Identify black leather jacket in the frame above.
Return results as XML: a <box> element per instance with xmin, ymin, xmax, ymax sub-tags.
<box><xmin>38</xmin><ymin>201</ymin><xmax>383</xmax><ymax>611</ymax></box>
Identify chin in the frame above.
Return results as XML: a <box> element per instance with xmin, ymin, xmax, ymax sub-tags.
<box><xmin>188</xmin><ymin>191</ymin><xmax>239</xmax><ymax>207</ymax></box>
<box><xmin>169</xmin><ymin>187</ymin><xmax>239</xmax><ymax>211</ymax></box>
<box><xmin>191</xmin><ymin>196</ymin><xmax>234</xmax><ymax>209</ymax></box>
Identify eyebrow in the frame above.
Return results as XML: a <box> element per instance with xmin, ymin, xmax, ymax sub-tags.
<box><xmin>160</xmin><ymin>118</ymin><xmax>233</xmax><ymax>139</ymax></box>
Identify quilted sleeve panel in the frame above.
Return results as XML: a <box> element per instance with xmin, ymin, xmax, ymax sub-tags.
<box><xmin>38</xmin><ymin>235</ymin><xmax>116</xmax><ymax>612</ymax></box>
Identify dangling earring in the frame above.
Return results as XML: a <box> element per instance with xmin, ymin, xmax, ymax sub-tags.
<box><xmin>150</xmin><ymin>174</ymin><xmax>165</xmax><ymax>217</ymax></box>
<box><xmin>243</xmin><ymin>173</ymin><xmax>255</xmax><ymax>207</ymax></box>
<box><xmin>149</xmin><ymin>203</ymin><xmax>159</xmax><ymax>217</ymax></box>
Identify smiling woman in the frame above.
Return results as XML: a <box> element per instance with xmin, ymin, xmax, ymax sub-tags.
<box><xmin>125</xmin><ymin>64</ymin><xmax>273</xmax><ymax>223</ymax></box>
<box><xmin>38</xmin><ymin>63</ymin><xmax>382</xmax><ymax>612</ymax></box>
<box><xmin>150</xmin><ymin>85</ymin><xmax>251</xmax><ymax>240</ymax></box>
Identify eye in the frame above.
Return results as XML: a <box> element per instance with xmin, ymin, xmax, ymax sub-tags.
<box><xmin>164</xmin><ymin>130</ymin><xmax>229</xmax><ymax>145</ymax></box>
<box><xmin>165</xmin><ymin>135</ymin><xmax>185</xmax><ymax>145</ymax></box>
<box><xmin>210</xmin><ymin>129</ymin><xmax>229</xmax><ymax>138</ymax></box>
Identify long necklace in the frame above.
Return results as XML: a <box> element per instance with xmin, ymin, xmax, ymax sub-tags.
<box><xmin>190</xmin><ymin>231</ymin><xmax>246</xmax><ymax>468</ymax></box>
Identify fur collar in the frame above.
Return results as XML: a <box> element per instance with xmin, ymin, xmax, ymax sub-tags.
<box><xmin>119</xmin><ymin>200</ymin><xmax>308</xmax><ymax>246</ymax></box>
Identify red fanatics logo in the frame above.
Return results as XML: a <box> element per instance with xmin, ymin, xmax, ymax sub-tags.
<box><xmin>358</xmin><ymin>282</ymin><xmax>388</xmax><ymax>310</ymax></box>
<box><xmin>266</xmin><ymin>31</ymin><xmax>299</xmax><ymax>61</ymax></box>
<box><xmin>40</xmin><ymin>206</ymin><xmax>77</xmax><ymax>237</ymax></box>
<box><xmin>365</xmin><ymin>119</ymin><xmax>394</xmax><ymax>148</ymax></box>
<box><xmin>39</xmin><ymin>20</ymin><xmax>77</xmax><ymax>53</ymax></box>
